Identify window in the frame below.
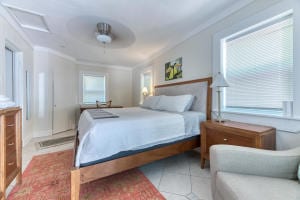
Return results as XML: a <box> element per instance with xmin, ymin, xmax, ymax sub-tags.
<box><xmin>82</xmin><ymin>74</ymin><xmax>106</xmax><ymax>104</ymax></box>
<box><xmin>140</xmin><ymin>71</ymin><xmax>152</xmax><ymax>103</ymax></box>
<box><xmin>223</xmin><ymin>15</ymin><xmax>293</xmax><ymax>115</ymax></box>
<box><xmin>5</xmin><ymin>47</ymin><xmax>15</xmax><ymax>101</ymax></box>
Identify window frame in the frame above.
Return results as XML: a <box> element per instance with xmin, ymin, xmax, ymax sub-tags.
<box><xmin>79</xmin><ymin>71</ymin><xmax>109</xmax><ymax>105</ymax></box>
<box><xmin>213</xmin><ymin>1</ymin><xmax>300</xmax><ymax>120</ymax></box>
<box><xmin>5</xmin><ymin>46</ymin><xmax>15</xmax><ymax>101</ymax></box>
<box><xmin>140</xmin><ymin>70</ymin><xmax>153</xmax><ymax>104</ymax></box>
<box><xmin>223</xmin><ymin>15</ymin><xmax>293</xmax><ymax>113</ymax></box>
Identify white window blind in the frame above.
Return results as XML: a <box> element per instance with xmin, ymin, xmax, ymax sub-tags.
<box><xmin>82</xmin><ymin>75</ymin><xmax>106</xmax><ymax>104</ymax></box>
<box><xmin>224</xmin><ymin>16</ymin><xmax>293</xmax><ymax>112</ymax></box>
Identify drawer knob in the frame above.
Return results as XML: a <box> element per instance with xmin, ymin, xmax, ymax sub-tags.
<box><xmin>7</xmin><ymin>124</ymin><xmax>15</xmax><ymax>127</ymax></box>
<box><xmin>223</xmin><ymin>138</ymin><xmax>228</xmax><ymax>142</ymax></box>
<box><xmin>8</xmin><ymin>142</ymin><xmax>15</xmax><ymax>146</ymax></box>
<box><xmin>8</xmin><ymin>162</ymin><xmax>14</xmax><ymax>166</ymax></box>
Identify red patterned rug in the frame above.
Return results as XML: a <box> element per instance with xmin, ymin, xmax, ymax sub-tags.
<box><xmin>8</xmin><ymin>150</ymin><xmax>165</xmax><ymax>200</ymax></box>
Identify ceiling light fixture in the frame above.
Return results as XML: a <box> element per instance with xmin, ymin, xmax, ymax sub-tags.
<box><xmin>96</xmin><ymin>23</ymin><xmax>112</xmax><ymax>44</ymax></box>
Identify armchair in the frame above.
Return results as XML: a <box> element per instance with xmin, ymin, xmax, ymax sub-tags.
<box><xmin>210</xmin><ymin>145</ymin><xmax>300</xmax><ymax>200</ymax></box>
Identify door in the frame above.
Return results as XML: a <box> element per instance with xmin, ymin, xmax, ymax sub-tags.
<box><xmin>52</xmin><ymin>62</ymin><xmax>76</xmax><ymax>134</ymax></box>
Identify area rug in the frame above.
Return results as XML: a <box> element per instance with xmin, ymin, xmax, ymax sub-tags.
<box><xmin>8</xmin><ymin>150</ymin><xmax>165</xmax><ymax>200</ymax></box>
<box><xmin>35</xmin><ymin>135</ymin><xmax>75</xmax><ymax>150</ymax></box>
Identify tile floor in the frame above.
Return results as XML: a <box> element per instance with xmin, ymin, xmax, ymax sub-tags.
<box><xmin>7</xmin><ymin>130</ymin><xmax>213</xmax><ymax>200</ymax></box>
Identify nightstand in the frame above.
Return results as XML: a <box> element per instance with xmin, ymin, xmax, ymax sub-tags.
<box><xmin>200</xmin><ymin>120</ymin><xmax>276</xmax><ymax>168</ymax></box>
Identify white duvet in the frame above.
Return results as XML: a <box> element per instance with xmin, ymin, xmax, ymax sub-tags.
<box><xmin>76</xmin><ymin>107</ymin><xmax>187</xmax><ymax>167</ymax></box>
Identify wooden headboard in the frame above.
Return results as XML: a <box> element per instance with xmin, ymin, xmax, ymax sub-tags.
<box><xmin>154</xmin><ymin>77</ymin><xmax>212</xmax><ymax>120</ymax></box>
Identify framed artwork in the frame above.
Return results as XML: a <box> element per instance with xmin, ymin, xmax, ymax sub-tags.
<box><xmin>165</xmin><ymin>57</ymin><xmax>182</xmax><ymax>81</ymax></box>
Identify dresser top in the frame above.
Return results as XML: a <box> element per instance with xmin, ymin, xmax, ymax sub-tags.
<box><xmin>0</xmin><ymin>107</ymin><xmax>21</xmax><ymax>115</ymax></box>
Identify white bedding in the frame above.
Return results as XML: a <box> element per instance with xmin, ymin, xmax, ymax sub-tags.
<box><xmin>76</xmin><ymin>107</ymin><xmax>205</xmax><ymax>167</ymax></box>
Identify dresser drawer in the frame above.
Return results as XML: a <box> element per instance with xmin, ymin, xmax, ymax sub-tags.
<box><xmin>6</xmin><ymin>135</ymin><xmax>16</xmax><ymax>155</ymax></box>
<box><xmin>206</xmin><ymin>128</ymin><xmax>254</xmax><ymax>151</ymax></box>
<box><xmin>5</xmin><ymin>114</ymin><xmax>15</xmax><ymax>127</ymax></box>
<box><xmin>6</xmin><ymin>151</ymin><xmax>17</xmax><ymax>178</ymax></box>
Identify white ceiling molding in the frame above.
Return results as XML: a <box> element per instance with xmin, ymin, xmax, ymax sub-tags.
<box><xmin>34</xmin><ymin>46</ymin><xmax>76</xmax><ymax>62</ymax></box>
<box><xmin>0</xmin><ymin>4</ymin><xmax>33</xmax><ymax>47</ymax></box>
<box><xmin>34</xmin><ymin>46</ymin><xmax>132</xmax><ymax>71</ymax></box>
<box><xmin>76</xmin><ymin>60</ymin><xmax>132</xmax><ymax>71</ymax></box>
<box><xmin>133</xmin><ymin>0</ymin><xmax>254</xmax><ymax>69</ymax></box>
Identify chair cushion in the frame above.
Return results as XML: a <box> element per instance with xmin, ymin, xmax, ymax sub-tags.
<box><xmin>216</xmin><ymin>172</ymin><xmax>300</xmax><ymax>200</ymax></box>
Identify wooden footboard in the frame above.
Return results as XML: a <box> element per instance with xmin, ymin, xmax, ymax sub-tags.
<box><xmin>70</xmin><ymin>135</ymin><xmax>200</xmax><ymax>200</ymax></box>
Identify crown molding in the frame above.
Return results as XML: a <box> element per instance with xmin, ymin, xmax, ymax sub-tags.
<box><xmin>34</xmin><ymin>46</ymin><xmax>76</xmax><ymax>62</ymax></box>
<box><xmin>76</xmin><ymin>60</ymin><xmax>133</xmax><ymax>71</ymax></box>
<box><xmin>0</xmin><ymin>4</ymin><xmax>33</xmax><ymax>48</ymax></box>
<box><xmin>34</xmin><ymin>46</ymin><xmax>132</xmax><ymax>71</ymax></box>
<box><xmin>134</xmin><ymin>0</ymin><xmax>254</xmax><ymax>69</ymax></box>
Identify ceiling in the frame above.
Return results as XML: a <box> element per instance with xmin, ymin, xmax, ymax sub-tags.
<box><xmin>1</xmin><ymin>0</ymin><xmax>252</xmax><ymax>68</ymax></box>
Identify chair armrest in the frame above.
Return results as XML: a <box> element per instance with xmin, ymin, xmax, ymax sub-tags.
<box><xmin>210</xmin><ymin>145</ymin><xmax>300</xmax><ymax>179</ymax></box>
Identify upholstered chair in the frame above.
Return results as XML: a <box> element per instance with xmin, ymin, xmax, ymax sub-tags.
<box><xmin>210</xmin><ymin>145</ymin><xmax>300</xmax><ymax>200</ymax></box>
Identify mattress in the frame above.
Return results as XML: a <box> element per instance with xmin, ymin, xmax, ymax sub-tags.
<box><xmin>76</xmin><ymin>107</ymin><xmax>206</xmax><ymax>167</ymax></box>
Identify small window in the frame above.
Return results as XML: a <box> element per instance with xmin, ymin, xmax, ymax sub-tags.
<box><xmin>223</xmin><ymin>15</ymin><xmax>293</xmax><ymax>115</ymax></box>
<box><xmin>5</xmin><ymin>47</ymin><xmax>15</xmax><ymax>101</ymax></box>
<box><xmin>140</xmin><ymin>71</ymin><xmax>152</xmax><ymax>103</ymax></box>
<box><xmin>82</xmin><ymin>74</ymin><xmax>106</xmax><ymax>104</ymax></box>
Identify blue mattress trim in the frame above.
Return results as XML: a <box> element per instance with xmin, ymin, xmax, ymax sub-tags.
<box><xmin>79</xmin><ymin>135</ymin><xmax>199</xmax><ymax>167</ymax></box>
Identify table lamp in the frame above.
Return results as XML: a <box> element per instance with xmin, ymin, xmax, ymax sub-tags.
<box><xmin>210</xmin><ymin>72</ymin><xmax>229</xmax><ymax>123</ymax></box>
<box><xmin>142</xmin><ymin>87</ymin><xmax>149</xmax><ymax>96</ymax></box>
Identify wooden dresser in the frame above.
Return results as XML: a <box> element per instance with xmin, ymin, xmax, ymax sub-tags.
<box><xmin>0</xmin><ymin>107</ymin><xmax>22</xmax><ymax>200</ymax></box>
<box><xmin>200</xmin><ymin>120</ymin><xmax>276</xmax><ymax>168</ymax></box>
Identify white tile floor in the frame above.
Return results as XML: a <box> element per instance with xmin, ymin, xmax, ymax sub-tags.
<box><xmin>7</xmin><ymin>131</ymin><xmax>213</xmax><ymax>200</ymax></box>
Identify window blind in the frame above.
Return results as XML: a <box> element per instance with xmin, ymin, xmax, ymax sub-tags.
<box><xmin>83</xmin><ymin>75</ymin><xmax>106</xmax><ymax>103</ymax></box>
<box><xmin>224</xmin><ymin>16</ymin><xmax>293</xmax><ymax>111</ymax></box>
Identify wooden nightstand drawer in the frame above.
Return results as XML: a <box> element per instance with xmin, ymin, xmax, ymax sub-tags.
<box><xmin>206</xmin><ymin>128</ymin><xmax>254</xmax><ymax>150</ymax></box>
<box><xmin>200</xmin><ymin>120</ymin><xmax>276</xmax><ymax>168</ymax></box>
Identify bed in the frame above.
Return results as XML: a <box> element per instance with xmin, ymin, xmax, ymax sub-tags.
<box><xmin>71</xmin><ymin>77</ymin><xmax>212</xmax><ymax>200</ymax></box>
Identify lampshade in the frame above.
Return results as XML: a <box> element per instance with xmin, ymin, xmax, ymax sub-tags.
<box><xmin>142</xmin><ymin>87</ymin><xmax>148</xmax><ymax>95</ymax></box>
<box><xmin>96</xmin><ymin>34</ymin><xmax>112</xmax><ymax>44</ymax></box>
<box><xmin>210</xmin><ymin>72</ymin><xmax>229</xmax><ymax>88</ymax></box>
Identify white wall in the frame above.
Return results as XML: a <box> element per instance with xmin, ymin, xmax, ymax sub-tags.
<box><xmin>0</xmin><ymin>14</ymin><xmax>34</xmax><ymax>145</ymax></box>
<box><xmin>33</xmin><ymin>49</ymin><xmax>79</xmax><ymax>137</ymax></box>
<box><xmin>132</xmin><ymin>0</ymin><xmax>300</xmax><ymax>149</ymax></box>
<box><xmin>33</xmin><ymin>50</ymin><xmax>133</xmax><ymax>138</ymax></box>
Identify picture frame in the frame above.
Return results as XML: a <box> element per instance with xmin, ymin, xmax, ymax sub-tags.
<box><xmin>165</xmin><ymin>57</ymin><xmax>183</xmax><ymax>81</ymax></box>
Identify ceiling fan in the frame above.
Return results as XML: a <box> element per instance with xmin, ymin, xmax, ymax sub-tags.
<box><xmin>95</xmin><ymin>23</ymin><xmax>112</xmax><ymax>44</ymax></box>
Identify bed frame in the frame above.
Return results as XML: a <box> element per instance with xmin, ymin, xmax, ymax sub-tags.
<box><xmin>70</xmin><ymin>77</ymin><xmax>212</xmax><ymax>200</ymax></box>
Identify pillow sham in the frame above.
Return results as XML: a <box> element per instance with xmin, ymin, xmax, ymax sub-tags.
<box><xmin>141</xmin><ymin>96</ymin><xmax>161</xmax><ymax>109</ymax></box>
<box><xmin>156</xmin><ymin>95</ymin><xmax>194</xmax><ymax>112</ymax></box>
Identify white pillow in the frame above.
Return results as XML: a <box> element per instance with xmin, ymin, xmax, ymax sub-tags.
<box><xmin>141</xmin><ymin>96</ymin><xmax>161</xmax><ymax>109</ymax></box>
<box><xmin>156</xmin><ymin>95</ymin><xmax>194</xmax><ymax>112</ymax></box>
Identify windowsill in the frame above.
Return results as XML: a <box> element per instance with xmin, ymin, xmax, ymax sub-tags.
<box><xmin>222</xmin><ymin>108</ymin><xmax>300</xmax><ymax>121</ymax></box>
<box><xmin>212</xmin><ymin>109</ymin><xmax>300</xmax><ymax>134</ymax></box>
